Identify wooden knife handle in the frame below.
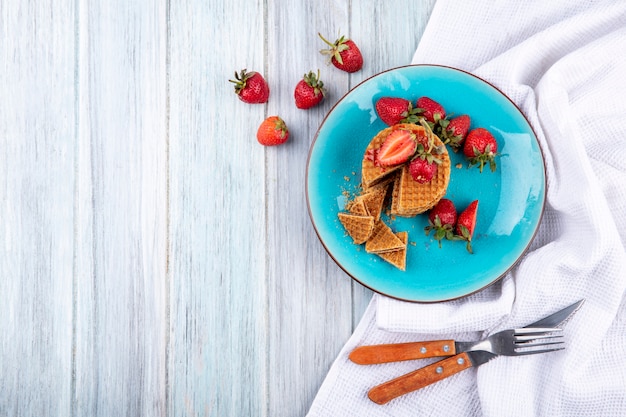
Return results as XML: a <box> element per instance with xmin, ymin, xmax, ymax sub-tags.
<box><xmin>349</xmin><ymin>340</ymin><xmax>456</xmax><ymax>364</ymax></box>
<box><xmin>368</xmin><ymin>352</ymin><xmax>473</xmax><ymax>404</ymax></box>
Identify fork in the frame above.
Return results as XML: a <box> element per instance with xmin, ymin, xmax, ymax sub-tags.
<box><xmin>461</xmin><ymin>327</ymin><xmax>564</xmax><ymax>356</ymax></box>
<box><xmin>368</xmin><ymin>327</ymin><xmax>564</xmax><ymax>404</ymax></box>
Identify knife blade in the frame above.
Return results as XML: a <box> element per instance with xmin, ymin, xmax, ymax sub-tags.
<box><xmin>525</xmin><ymin>299</ymin><xmax>585</xmax><ymax>328</ymax></box>
<box><xmin>349</xmin><ymin>299</ymin><xmax>585</xmax><ymax>365</ymax></box>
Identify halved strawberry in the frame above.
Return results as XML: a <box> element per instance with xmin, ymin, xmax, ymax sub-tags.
<box><xmin>375</xmin><ymin>97</ymin><xmax>421</xmax><ymax>126</ymax></box>
<box><xmin>456</xmin><ymin>200</ymin><xmax>478</xmax><ymax>253</ymax></box>
<box><xmin>375</xmin><ymin>129</ymin><xmax>417</xmax><ymax>167</ymax></box>
<box><xmin>463</xmin><ymin>128</ymin><xmax>498</xmax><ymax>172</ymax></box>
<box><xmin>439</xmin><ymin>115</ymin><xmax>470</xmax><ymax>150</ymax></box>
<box><xmin>424</xmin><ymin>198</ymin><xmax>457</xmax><ymax>248</ymax></box>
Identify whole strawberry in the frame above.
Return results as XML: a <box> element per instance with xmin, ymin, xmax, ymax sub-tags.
<box><xmin>456</xmin><ymin>200</ymin><xmax>479</xmax><ymax>253</ymax></box>
<box><xmin>319</xmin><ymin>33</ymin><xmax>363</xmax><ymax>73</ymax></box>
<box><xmin>408</xmin><ymin>157</ymin><xmax>438</xmax><ymax>184</ymax></box>
<box><xmin>294</xmin><ymin>70</ymin><xmax>326</xmax><ymax>109</ymax></box>
<box><xmin>416</xmin><ymin>96</ymin><xmax>446</xmax><ymax>124</ymax></box>
<box><xmin>424</xmin><ymin>198</ymin><xmax>457</xmax><ymax>248</ymax></box>
<box><xmin>375</xmin><ymin>97</ymin><xmax>421</xmax><ymax>126</ymax></box>
<box><xmin>439</xmin><ymin>114</ymin><xmax>470</xmax><ymax>151</ymax></box>
<box><xmin>408</xmin><ymin>120</ymin><xmax>445</xmax><ymax>183</ymax></box>
<box><xmin>463</xmin><ymin>128</ymin><xmax>498</xmax><ymax>172</ymax></box>
<box><xmin>229</xmin><ymin>69</ymin><xmax>270</xmax><ymax>104</ymax></box>
<box><xmin>375</xmin><ymin>128</ymin><xmax>417</xmax><ymax>167</ymax></box>
<box><xmin>257</xmin><ymin>116</ymin><xmax>289</xmax><ymax>146</ymax></box>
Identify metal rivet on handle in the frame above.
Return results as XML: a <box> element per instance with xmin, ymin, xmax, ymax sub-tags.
<box><xmin>457</xmin><ymin>357</ymin><xmax>465</xmax><ymax>365</ymax></box>
<box><xmin>420</xmin><ymin>347</ymin><xmax>427</xmax><ymax>354</ymax></box>
<box><xmin>436</xmin><ymin>366</ymin><xmax>443</xmax><ymax>374</ymax></box>
<box><xmin>443</xmin><ymin>344</ymin><xmax>450</xmax><ymax>352</ymax></box>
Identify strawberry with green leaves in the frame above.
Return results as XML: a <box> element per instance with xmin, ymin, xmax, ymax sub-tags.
<box><xmin>407</xmin><ymin>121</ymin><xmax>445</xmax><ymax>183</ymax></box>
<box><xmin>319</xmin><ymin>33</ymin><xmax>363</xmax><ymax>73</ymax></box>
<box><xmin>416</xmin><ymin>96</ymin><xmax>446</xmax><ymax>125</ymax></box>
<box><xmin>375</xmin><ymin>97</ymin><xmax>421</xmax><ymax>126</ymax></box>
<box><xmin>456</xmin><ymin>200</ymin><xmax>478</xmax><ymax>253</ymax></box>
<box><xmin>439</xmin><ymin>114</ymin><xmax>471</xmax><ymax>151</ymax></box>
<box><xmin>424</xmin><ymin>198</ymin><xmax>458</xmax><ymax>248</ymax></box>
<box><xmin>257</xmin><ymin>116</ymin><xmax>289</xmax><ymax>146</ymax></box>
<box><xmin>375</xmin><ymin>128</ymin><xmax>417</xmax><ymax>167</ymax></box>
<box><xmin>408</xmin><ymin>156</ymin><xmax>439</xmax><ymax>184</ymax></box>
<box><xmin>294</xmin><ymin>70</ymin><xmax>326</xmax><ymax>109</ymax></box>
<box><xmin>463</xmin><ymin>128</ymin><xmax>498</xmax><ymax>172</ymax></box>
<box><xmin>229</xmin><ymin>69</ymin><xmax>270</xmax><ymax>104</ymax></box>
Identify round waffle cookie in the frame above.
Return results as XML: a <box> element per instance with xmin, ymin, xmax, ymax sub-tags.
<box><xmin>361</xmin><ymin>123</ymin><xmax>451</xmax><ymax>217</ymax></box>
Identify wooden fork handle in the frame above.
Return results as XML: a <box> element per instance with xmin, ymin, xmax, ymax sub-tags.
<box><xmin>368</xmin><ymin>352</ymin><xmax>473</xmax><ymax>404</ymax></box>
<box><xmin>349</xmin><ymin>340</ymin><xmax>456</xmax><ymax>364</ymax></box>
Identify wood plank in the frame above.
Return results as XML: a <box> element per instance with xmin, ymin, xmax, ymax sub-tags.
<box><xmin>264</xmin><ymin>2</ymin><xmax>355</xmax><ymax>416</ymax></box>
<box><xmin>167</xmin><ymin>1</ymin><xmax>268</xmax><ymax>416</ymax></box>
<box><xmin>0</xmin><ymin>1</ymin><xmax>75</xmax><ymax>415</ymax></box>
<box><xmin>73</xmin><ymin>0</ymin><xmax>168</xmax><ymax>415</ymax></box>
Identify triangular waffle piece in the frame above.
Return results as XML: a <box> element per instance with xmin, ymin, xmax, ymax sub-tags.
<box><xmin>346</xmin><ymin>198</ymin><xmax>369</xmax><ymax>216</ymax></box>
<box><xmin>378</xmin><ymin>231</ymin><xmax>408</xmax><ymax>270</ymax></box>
<box><xmin>338</xmin><ymin>213</ymin><xmax>375</xmax><ymax>244</ymax></box>
<box><xmin>365</xmin><ymin>220</ymin><xmax>405</xmax><ymax>254</ymax></box>
<box><xmin>355</xmin><ymin>186</ymin><xmax>387</xmax><ymax>221</ymax></box>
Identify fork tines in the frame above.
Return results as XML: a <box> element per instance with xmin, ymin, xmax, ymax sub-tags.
<box><xmin>513</xmin><ymin>328</ymin><xmax>565</xmax><ymax>355</ymax></box>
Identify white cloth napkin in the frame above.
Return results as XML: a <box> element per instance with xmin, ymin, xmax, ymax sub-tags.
<box><xmin>307</xmin><ymin>1</ymin><xmax>626</xmax><ymax>416</ymax></box>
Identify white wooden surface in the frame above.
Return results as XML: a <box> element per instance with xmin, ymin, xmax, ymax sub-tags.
<box><xmin>0</xmin><ymin>1</ymin><xmax>436</xmax><ymax>415</ymax></box>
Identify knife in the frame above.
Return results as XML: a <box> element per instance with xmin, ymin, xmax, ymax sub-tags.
<box><xmin>366</xmin><ymin>299</ymin><xmax>585</xmax><ymax>404</ymax></box>
<box><xmin>349</xmin><ymin>299</ymin><xmax>585</xmax><ymax>365</ymax></box>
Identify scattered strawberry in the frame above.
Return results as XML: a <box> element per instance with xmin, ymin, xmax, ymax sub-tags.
<box><xmin>456</xmin><ymin>200</ymin><xmax>478</xmax><ymax>253</ymax></box>
<box><xmin>375</xmin><ymin>129</ymin><xmax>417</xmax><ymax>167</ymax></box>
<box><xmin>375</xmin><ymin>97</ymin><xmax>421</xmax><ymax>126</ymax></box>
<box><xmin>319</xmin><ymin>33</ymin><xmax>363</xmax><ymax>73</ymax></box>
<box><xmin>257</xmin><ymin>116</ymin><xmax>289</xmax><ymax>146</ymax></box>
<box><xmin>408</xmin><ymin>157</ymin><xmax>438</xmax><ymax>184</ymax></box>
<box><xmin>294</xmin><ymin>70</ymin><xmax>326</xmax><ymax>109</ymax></box>
<box><xmin>463</xmin><ymin>128</ymin><xmax>498</xmax><ymax>172</ymax></box>
<box><xmin>416</xmin><ymin>96</ymin><xmax>446</xmax><ymax>124</ymax></box>
<box><xmin>439</xmin><ymin>115</ymin><xmax>471</xmax><ymax>150</ymax></box>
<box><xmin>229</xmin><ymin>69</ymin><xmax>270</xmax><ymax>104</ymax></box>
<box><xmin>424</xmin><ymin>199</ymin><xmax>458</xmax><ymax>247</ymax></box>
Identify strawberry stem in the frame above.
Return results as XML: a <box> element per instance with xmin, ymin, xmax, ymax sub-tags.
<box><xmin>228</xmin><ymin>69</ymin><xmax>253</xmax><ymax>94</ymax></box>
<box><xmin>318</xmin><ymin>32</ymin><xmax>335</xmax><ymax>48</ymax></box>
<box><xmin>318</xmin><ymin>32</ymin><xmax>349</xmax><ymax>65</ymax></box>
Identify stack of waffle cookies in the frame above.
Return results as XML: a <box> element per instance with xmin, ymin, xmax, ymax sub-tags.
<box><xmin>362</xmin><ymin>123</ymin><xmax>450</xmax><ymax>216</ymax></box>
<box><xmin>337</xmin><ymin>123</ymin><xmax>450</xmax><ymax>270</ymax></box>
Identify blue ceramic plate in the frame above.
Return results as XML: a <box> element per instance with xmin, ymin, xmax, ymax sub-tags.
<box><xmin>306</xmin><ymin>65</ymin><xmax>545</xmax><ymax>302</ymax></box>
